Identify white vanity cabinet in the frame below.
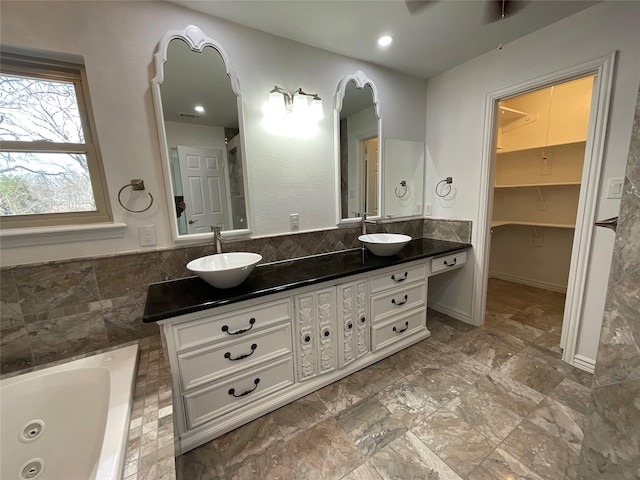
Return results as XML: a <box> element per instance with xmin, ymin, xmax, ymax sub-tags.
<box><xmin>158</xmin><ymin>252</ymin><xmax>467</xmax><ymax>454</ymax></box>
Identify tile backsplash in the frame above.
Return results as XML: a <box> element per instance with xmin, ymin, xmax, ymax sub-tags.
<box><xmin>0</xmin><ymin>217</ymin><xmax>470</xmax><ymax>374</ymax></box>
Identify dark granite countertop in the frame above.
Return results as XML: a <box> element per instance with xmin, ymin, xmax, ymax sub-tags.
<box><xmin>143</xmin><ymin>238</ymin><xmax>471</xmax><ymax>323</ymax></box>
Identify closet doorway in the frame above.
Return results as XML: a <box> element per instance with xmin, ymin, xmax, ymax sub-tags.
<box><xmin>487</xmin><ymin>75</ymin><xmax>595</xmax><ymax>356</ymax></box>
<box><xmin>474</xmin><ymin>54</ymin><xmax>616</xmax><ymax>372</ymax></box>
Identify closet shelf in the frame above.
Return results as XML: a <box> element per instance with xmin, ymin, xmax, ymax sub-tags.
<box><xmin>494</xmin><ymin>181</ymin><xmax>581</xmax><ymax>188</ymax></box>
<box><xmin>497</xmin><ymin>139</ymin><xmax>586</xmax><ymax>155</ymax></box>
<box><xmin>499</xmin><ymin>105</ymin><xmax>530</xmax><ymax>123</ymax></box>
<box><xmin>492</xmin><ymin>220</ymin><xmax>575</xmax><ymax>229</ymax></box>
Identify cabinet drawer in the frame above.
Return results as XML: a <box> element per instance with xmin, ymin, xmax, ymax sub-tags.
<box><xmin>370</xmin><ymin>308</ymin><xmax>427</xmax><ymax>352</ymax></box>
<box><xmin>177</xmin><ymin>323</ymin><xmax>293</xmax><ymax>391</ymax></box>
<box><xmin>370</xmin><ymin>262</ymin><xmax>427</xmax><ymax>293</ymax></box>
<box><xmin>371</xmin><ymin>282</ymin><xmax>426</xmax><ymax>323</ymax></box>
<box><xmin>184</xmin><ymin>356</ymin><xmax>295</xmax><ymax>430</ymax></box>
<box><xmin>173</xmin><ymin>298</ymin><xmax>291</xmax><ymax>352</ymax></box>
<box><xmin>431</xmin><ymin>251</ymin><xmax>467</xmax><ymax>275</ymax></box>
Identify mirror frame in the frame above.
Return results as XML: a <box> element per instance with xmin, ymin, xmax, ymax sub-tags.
<box><xmin>151</xmin><ymin>25</ymin><xmax>251</xmax><ymax>243</ymax></box>
<box><xmin>334</xmin><ymin>71</ymin><xmax>382</xmax><ymax>225</ymax></box>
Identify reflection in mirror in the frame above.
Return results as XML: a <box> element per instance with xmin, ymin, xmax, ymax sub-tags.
<box><xmin>152</xmin><ymin>26</ymin><xmax>249</xmax><ymax>240</ymax></box>
<box><xmin>336</xmin><ymin>73</ymin><xmax>380</xmax><ymax>221</ymax></box>
<box><xmin>383</xmin><ymin>140</ymin><xmax>425</xmax><ymax>218</ymax></box>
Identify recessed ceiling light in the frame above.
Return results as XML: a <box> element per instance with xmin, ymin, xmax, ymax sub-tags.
<box><xmin>378</xmin><ymin>35</ymin><xmax>393</xmax><ymax>47</ymax></box>
<box><xmin>194</xmin><ymin>105</ymin><xmax>205</xmax><ymax>113</ymax></box>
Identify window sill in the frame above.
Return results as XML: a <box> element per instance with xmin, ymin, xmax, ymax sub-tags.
<box><xmin>0</xmin><ymin>223</ymin><xmax>127</xmax><ymax>248</ymax></box>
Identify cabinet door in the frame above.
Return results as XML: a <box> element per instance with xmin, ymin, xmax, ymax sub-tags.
<box><xmin>337</xmin><ymin>280</ymin><xmax>369</xmax><ymax>368</ymax></box>
<box><xmin>294</xmin><ymin>287</ymin><xmax>337</xmax><ymax>382</ymax></box>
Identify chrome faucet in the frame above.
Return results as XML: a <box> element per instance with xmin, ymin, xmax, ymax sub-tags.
<box><xmin>211</xmin><ymin>225</ymin><xmax>223</xmax><ymax>253</ymax></box>
<box><xmin>361</xmin><ymin>213</ymin><xmax>376</xmax><ymax>236</ymax></box>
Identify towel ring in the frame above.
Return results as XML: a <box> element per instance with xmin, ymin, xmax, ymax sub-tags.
<box><xmin>118</xmin><ymin>179</ymin><xmax>154</xmax><ymax>213</ymax></box>
<box><xmin>395</xmin><ymin>180</ymin><xmax>408</xmax><ymax>198</ymax></box>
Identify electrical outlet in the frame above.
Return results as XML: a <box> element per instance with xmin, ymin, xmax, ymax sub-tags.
<box><xmin>139</xmin><ymin>225</ymin><xmax>157</xmax><ymax>246</ymax></box>
<box><xmin>425</xmin><ymin>203</ymin><xmax>433</xmax><ymax>216</ymax></box>
<box><xmin>290</xmin><ymin>213</ymin><xmax>299</xmax><ymax>230</ymax></box>
<box><xmin>415</xmin><ymin>203</ymin><xmax>422</xmax><ymax>214</ymax></box>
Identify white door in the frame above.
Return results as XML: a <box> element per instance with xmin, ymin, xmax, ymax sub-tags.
<box><xmin>177</xmin><ymin>146</ymin><xmax>230</xmax><ymax>234</ymax></box>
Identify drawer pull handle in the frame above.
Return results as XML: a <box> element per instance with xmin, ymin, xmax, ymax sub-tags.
<box><xmin>391</xmin><ymin>272</ymin><xmax>408</xmax><ymax>282</ymax></box>
<box><xmin>222</xmin><ymin>318</ymin><xmax>256</xmax><ymax>335</ymax></box>
<box><xmin>360</xmin><ymin>316</ymin><xmax>366</xmax><ymax>324</ymax></box>
<box><xmin>393</xmin><ymin>321</ymin><xmax>409</xmax><ymax>334</ymax></box>
<box><xmin>444</xmin><ymin>258</ymin><xmax>457</xmax><ymax>267</ymax></box>
<box><xmin>323</xmin><ymin>330</ymin><xmax>331</xmax><ymax>337</ymax></box>
<box><xmin>228</xmin><ymin>378</ymin><xmax>260</xmax><ymax>398</ymax></box>
<box><xmin>346</xmin><ymin>322</ymin><xmax>353</xmax><ymax>331</ymax></box>
<box><xmin>224</xmin><ymin>344</ymin><xmax>257</xmax><ymax>361</ymax></box>
<box><xmin>391</xmin><ymin>295</ymin><xmax>408</xmax><ymax>306</ymax></box>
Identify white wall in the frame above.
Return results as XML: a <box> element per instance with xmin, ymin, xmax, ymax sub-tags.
<box><xmin>0</xmin><ymin>0</ymin><xmax>427</xmax><ymax>266</ymax></box>
<box><xmin>425</xmin><ymin>2</ymin><xmax>640</xmax><ymax>362</ymax></box>
<box><xmin>384</xmin><ymin>139</ymin><xmax>425</xmax><ymax>218</ymax></box>
<box><xmin>164</xmin><ymin>122</ymin><xmax>225</xmax><ymax>149</ymax></box>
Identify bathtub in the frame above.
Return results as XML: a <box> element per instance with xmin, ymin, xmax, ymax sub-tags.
<box><xmin>0</xmin><ymin>344</ymin><xmax>139</xmax><ymax>480</ymax></box>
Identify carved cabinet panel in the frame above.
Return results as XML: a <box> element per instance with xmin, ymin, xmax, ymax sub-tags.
<box><xmin>293</xmin><ymin>287</ymin><xmax>337</xmax><ymax>382</ymax></box>
<box><xmin>337</xmin><ymin>280</ymin><xmax>369</xmax><ymax>368</ymax></box>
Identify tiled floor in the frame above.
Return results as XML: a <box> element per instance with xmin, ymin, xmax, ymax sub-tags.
<box><xmin>175</xmin><ymin>278</ymin><xmax>593</xmax><ymax>480</ymax></box>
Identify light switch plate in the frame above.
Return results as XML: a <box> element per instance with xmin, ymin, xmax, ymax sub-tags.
<box><xmin>607</xmin><ymin>178</ymin><xmax>623</xmax><ymax>199</ymax></box>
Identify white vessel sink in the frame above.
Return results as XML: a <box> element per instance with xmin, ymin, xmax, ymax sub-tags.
<box><xmin>358</xmin><ymin>233</ymin><xmax>412</xmax><ymax>257</ymax></box>
<box><xmin>187</xmin><ymin>252</ymin><xmax>262</xmax><ymax>289</ymax></box>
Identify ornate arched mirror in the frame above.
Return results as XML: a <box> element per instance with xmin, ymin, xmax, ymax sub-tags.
<box><xmin>334</xmin><ymin>71</ymin><xmax>381</xmax><ymax>223</ymax></box>
<box><xmin>152</xmin><ymin>25</ymin><xmax>250</xmax><ymax>241</ymax></box>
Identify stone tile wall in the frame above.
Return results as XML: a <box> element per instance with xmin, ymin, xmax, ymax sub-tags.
<box><xmin>2</xmin><ymin>217</ymin><xmax>468</xmax><ymax>375</ymax></box>
<box><xmin>577</xmin><ymin>88</ymin><xmax>640</xmax><ymax>478</ymax></box>
<box><xmin>423</xmin><ymin>218</ymin><xmax>472</xmax><ymax>244</ymax></box>
<box><xmin>0</xmin><ymin>219</ymin><xmax>470</xmax><ymax>374</ymax></box>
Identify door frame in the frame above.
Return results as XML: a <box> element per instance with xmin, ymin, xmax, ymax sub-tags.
<box><xmin>472</xmin><ymin>53</ymin><xmax>616</xmax><ymax>367</ymax></box>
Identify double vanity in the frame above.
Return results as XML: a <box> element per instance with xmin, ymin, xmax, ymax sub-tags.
<box><xmin>144</xmin><ymin>238</ymin><xmax>470</xmax><ymax>454</ymax></box>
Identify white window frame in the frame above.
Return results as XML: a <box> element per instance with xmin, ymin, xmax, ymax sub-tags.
<box><xmin>0</xmin><ymin>52</ymin><xmax>113</xmax><ymax>229</ymax></box>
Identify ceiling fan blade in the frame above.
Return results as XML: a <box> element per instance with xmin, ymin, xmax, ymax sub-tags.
<box><xmin>484</xmin><ymin>0</ymin><xmax>528</xmax><ymax>23</ymax></box>
<box><xmin>405</xmin><ymin>0</ymin><xmax>436</xmax><ymax>15</ymax></box>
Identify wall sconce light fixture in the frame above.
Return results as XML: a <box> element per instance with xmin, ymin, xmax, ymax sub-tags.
<box><xmin>268</xmin><ymin>85</ymin><xmax>324</xmax><ymax>121</ymax></box>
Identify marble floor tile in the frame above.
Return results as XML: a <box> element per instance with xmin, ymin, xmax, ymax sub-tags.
<box><xmin>526</xmin><ymin>397</ymin><xmax>584</xmax><ymax>454</ymax></box>
<box><xmin>448</xmin><ymin>328</ymin><xmax>525</xmax><ymax>369</ymax></box>
<box><xmin>493</xmin><ymin>349</ymin><xmax>566</xmax><ymax>395</ymax></box>
<box><xmin>485</xmin><ymin>316</ymin><xmax>544</xmax><ymax>344</ymax></box>
<box><xmin>340</xmin><ymin>462</ymin><xmax>383</xmax><ymax>480</ymax></box>
<box><xmin>423</xmin><ymin>351</ymin><xmax>492</xmax><ymax>384</ymax></box>
<box><xmin>411</xmin><ymin>402</ymin><xmax>499</xmax><ymax>477</ymax></box>
<box><xmin>265</xmin><ymin>391</ymin><xmax>331</xmax><ymax>442</ymax></box>
<box><xmin>368</xmin><ymin>431</ymin><xmax>463</xmax><ymax>480</ymax></box>
<box><xmin>468</xmin><ymin>448</ymin><xmax>545</xmax><ymax>480</ymax></box>
<box><xmin>549</xmin><ymin>378</ymin><xmax>592</xmax><ymax>415</ymax></box>
<box><xmin>375</xmin><ymin>376</ymin><xmax>441</xmax><ymax>427</ymax></box>
<box><xmin>447</xmin><ymin>383</ymin><xmax>524</xmax><ymax>444</ymax></box>
<box><xmin>316</xmin><ymin>375</ymin><xmax>367</xmax><ymax>417</ymax></box>
<box><xmin>501</xmin><ymin>419</ymin><xmax>579</xmax><ymax>480</ymax></box>
<box><xmin>478</xmin><ymin>370</ymin><xmax>545</xmax><ymax>417</ymax></box>
<box><xmin>336</xmin><ymin>396</ymin><xmax>407</xmax><ymax>457</ymax></box>
<box><xmin>406</xmin><ymin>365</ymin><xmax>474</xmax><ymax>405</ymax></box>
<box><xmin>225</xmin><ymin>418</ymin><xmax>364</xmax><ymax>480</ymax></box>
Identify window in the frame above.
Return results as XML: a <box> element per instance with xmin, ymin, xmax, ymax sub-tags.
<box><xmin>0</xmin><ymin>53</ymin><xmax>112</xmax><ymax>229</ymax></box>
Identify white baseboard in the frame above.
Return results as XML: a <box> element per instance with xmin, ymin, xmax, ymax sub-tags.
<box><xmin>428</xmin><ymin>302</ymin><xmax>475</xmax><ymax>325</ymax></box>
<box><xmin>572</xmin><ymin>354</ymin><xmax>596</xmax><ymax>373</ymax></box>
<box><xmin>489</xmin><ymin>273</ymin><xmax>567</xmax><ymax>294</ymax></box>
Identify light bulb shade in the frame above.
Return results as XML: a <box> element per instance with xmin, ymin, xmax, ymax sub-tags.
<box><xmin>292</xmin><ymin>93</ymin><xmax>309</xmax><ymax>115</ymax></box>
<box><xmin>309</xmin><ymin>97</ymin><xmax>324</xmax><ymax>121</ymax></box>
<box><xmin>268</xmin><ymin>90</ymin><xmax>286</xmax><ymax>115</ymax></box>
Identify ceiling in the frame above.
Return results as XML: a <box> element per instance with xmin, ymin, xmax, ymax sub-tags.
<box><xmin>168</xmin><ymin>0</ymin><xmax>597</xmax><ymax>80</ymax></box>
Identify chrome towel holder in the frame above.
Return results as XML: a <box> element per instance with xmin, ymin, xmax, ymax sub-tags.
<box><xmin>118</xmin><ymin>179</ymin><xmax>153</xmax><ymax>213</ymax></box>
<box><xmin>395</xmin><ymin>180</ymin><xmax>408</xmax><ymax>198</ymax></box>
